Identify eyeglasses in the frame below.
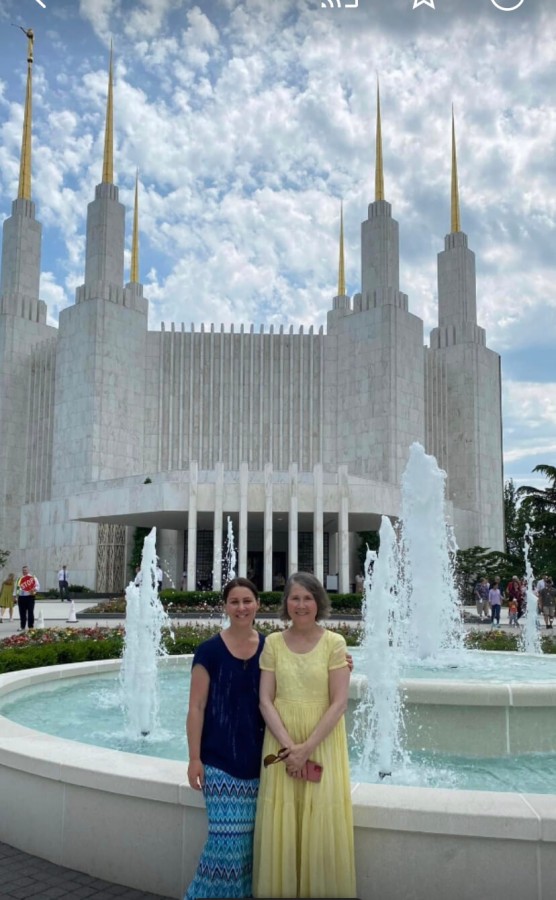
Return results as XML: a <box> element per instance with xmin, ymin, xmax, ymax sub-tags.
<box><xmin>263</xmin><ymin>748</ymin><xmax>288</xmax><ymax>768</ymax></box>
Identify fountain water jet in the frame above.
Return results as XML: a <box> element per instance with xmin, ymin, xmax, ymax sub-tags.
<box><xmin>120</xmin><ymin>527</ymin><xmax>170</xmax><ymax>737</ymax></box>
<box><xmin>220</xmin><ymin>516</ymin><xmax>237</xmax><ymax>627</ymax></box>
<box><xmin>521</xmin><ymin>523</ymin><xmax>542</xmax><ymax>654</ymax></box>
<box><xmin>402</xmin><ymin>443</ymin><xmax>462</xmax><ymax>659</ymax></box>
<box><xmin>353</xmin><ymin>517</ymin><xmax>405</xmax><ymax>780</ymax></box>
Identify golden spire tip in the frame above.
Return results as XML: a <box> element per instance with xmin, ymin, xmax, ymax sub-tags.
<box><xmin>102</xmin><ymin>43</ymin><xmax>114</xmax><ymax>184</ymax></box>
<box><xmin>375</xmin><ymin>79</ymin><xmax>385</xmax><ymax>202</ymax></box>
<box><xmin>17</xmin><ymin>28</ymin><xmax>34</xmax><ymax>201</ymax></box>
<box><xmin>337</xmin><ymin>201</ymin><xmax>346</xmax><ymax>297</ymax></box>
<box><xmin>451</xmin><ymin>106</ymin><xmax>461</xmax><ymax>233</ymax></box>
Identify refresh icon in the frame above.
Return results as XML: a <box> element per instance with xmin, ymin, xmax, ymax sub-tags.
<box><xmin>490</xmin><ymin>0</ymin><xmax>525</xmax><ymax>10</ymax></box>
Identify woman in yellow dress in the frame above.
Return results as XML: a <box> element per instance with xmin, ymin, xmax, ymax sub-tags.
<box><xmin>253</xmin><ymin>572</ymin><xmax>356</xmax><ymax>898</ymax></box>
<box><xmin>0</xmin><ymin>573</ymin><xmax>15</xmax><ymax>622</ymax></box>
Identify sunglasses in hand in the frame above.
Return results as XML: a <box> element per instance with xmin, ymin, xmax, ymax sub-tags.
<box><xmin>263</xmin><ymin>748</ymin><xmax>323</xmax><ymax>782</ymax></box>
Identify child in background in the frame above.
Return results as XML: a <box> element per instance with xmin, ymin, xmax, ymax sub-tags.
<box><xmin>508</xmin><ymin>599</ymin><xmax>519</xmax><ymax>627</ymax></box>
<box><xmin>489</xmin><ymin>580</ymin><xmax>502</xmax><ymax>626</ymax></box>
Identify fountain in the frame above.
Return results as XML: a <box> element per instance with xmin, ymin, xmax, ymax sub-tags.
<box><xmin>120</xmin><ymin>526</ymin><xmax>170</xmax><ymax>736</ymax></box>
<box><xmin>0</xmin><ymin>447</ymin><xmax>555</xmax><ymax>899</ymax></box>
<box><xmin>401</xmin><ymin>443</ymin><xmax>462</xmax><ymax>659</ymax></box>
<box><xmin>352</xmin><ymin>517</ymin><xmax>403</xmax><ymax>780</ymax></box>
<box><xmin>219</xmin><ymin>516</ymin><xmax>237</xmax><ymax>627</ymax></box>
<box><xmin>521</xmin><ymin>523</ymin><xmax>542</xmax><ymax>654</ymax></box>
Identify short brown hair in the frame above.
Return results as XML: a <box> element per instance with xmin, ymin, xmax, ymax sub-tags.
<box><xmin>280</xmin><ymin>572</ymin><xmax>331</xmax><ymax>621</ymax></box>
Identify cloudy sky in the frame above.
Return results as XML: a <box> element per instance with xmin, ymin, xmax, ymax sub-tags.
<box><xmin>0</xmin><ymin>0</ymin><xmax>554</xmax><ymax>489</ymax></box>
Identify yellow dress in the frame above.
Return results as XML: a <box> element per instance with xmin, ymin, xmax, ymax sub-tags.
<box><xmin>0</xmin><ymin>580</ymin><xmax>15</xmax><ymax>611</ymax></box>
<box><xmin>253</xmin><ymin>629</ymin><xmax>356</xmax><ymax>898</ymax></box>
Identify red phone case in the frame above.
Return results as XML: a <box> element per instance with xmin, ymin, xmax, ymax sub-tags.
<box><xmin>305</xmin><ymin>760</ymin><xmax>323</xmax><ymax>782</ymax></box>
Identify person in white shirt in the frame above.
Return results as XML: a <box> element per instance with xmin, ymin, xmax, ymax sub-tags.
<box><xmin>58</xmin><ymin>565</ymin><xmax>70</xmax><ymax>601</ymax></box>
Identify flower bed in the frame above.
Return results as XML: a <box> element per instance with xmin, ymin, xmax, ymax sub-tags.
<box><xmin>1</xmin><ymin>624</ymin><xmax>554</xmax><ymax>675</ymax></box>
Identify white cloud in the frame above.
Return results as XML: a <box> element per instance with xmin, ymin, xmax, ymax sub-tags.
<box><xmin>1</xmin><ymin>0</ymin><xmax>556</xmax><ymax>484</ymax></box>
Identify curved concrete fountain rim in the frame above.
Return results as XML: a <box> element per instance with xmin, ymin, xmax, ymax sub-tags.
<box><xmin>1</xmin><ymin>657</ymin><xmax>555</xmax><ymax>899</ymax></box>
<box><xmin>0</xmin><ymin>656</ymin><xmax>555</xmax><ymax>799</ymax></box>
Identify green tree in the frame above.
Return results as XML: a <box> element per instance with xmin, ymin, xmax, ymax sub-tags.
<box><xmin>504</xmin><ymin>478</ymin><xmax>527</xmax><ymax>560</ymax></box>
<box><xmin>455</xmin><ymin>546</ymin><xmax>522</xmax><ymax>604</ymax></box>
<box><xmin>0</xmin><ymin>548</ymin><xmax>9</xmax><ymax>569</ymax></box>
<box><xmin>518</xmin><ymin>465</ymin><xmax>556</xmax><ymax>576</ymax></box>
<box><xmin>129</xmin><ymin>527</ymin><xmax>150</xmax><ymax>575</ymax></box>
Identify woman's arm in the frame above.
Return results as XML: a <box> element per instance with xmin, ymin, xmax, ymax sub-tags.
<box><xmin>259</xmin><ymin>669</ymin><xmax>294</xmax><ymax>749</ymax></box>
<box><xmin>186</xmin><ymin>664</ymin><xmax>210</xmax><ymax>790</ymax></box>
<box><xmin>285</xmin><ymin>666</ymin><xmax>350</xmax><ymax>773</ymax></box>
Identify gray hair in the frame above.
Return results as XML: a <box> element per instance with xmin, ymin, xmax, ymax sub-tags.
<box><xmin>280</xmin><ymin>572</ymin><xmax>331</xmax><ymax>621</ymax></box>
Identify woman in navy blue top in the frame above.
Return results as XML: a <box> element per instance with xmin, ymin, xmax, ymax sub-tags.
<box><xmin>185</xmin><ymin>577</ymin><xmax>265</xmax><ymax>900</ymax></box>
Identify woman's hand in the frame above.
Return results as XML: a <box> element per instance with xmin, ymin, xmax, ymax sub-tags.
<box><xmin>284</xmin><ymin>743</ymin><xmax>310</xmax><ymax>775</ymax></box>
<box><xmin>188</xmin><ymin>759</ymin><xmax>205</xmax><ymax>790</ymax></box>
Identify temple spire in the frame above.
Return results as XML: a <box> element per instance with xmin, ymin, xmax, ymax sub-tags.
<box><xmin>337</xmin><ymin>201</ymin><xmax>346</xmax><ymax>297</ymax></box>
<box><xmin>130</xmin><ymin>170</ymin><xmax>140</xmax><ymax>283</ymax></box>
<box><xmin>451</xmin><ymin>106</ymin><xmax>461</xmax><ymax>233</ymax></box>
<box><xmin>102</xmin><ymin>43</ymin><xmax>114</xmax><ymax>184</ymax></box>
<box><xmin>17</xmin><ymin>28</ymin><xmax>34</xmax><ymax>201</ymax></box>
<box><xmin>375</xmin><ymin>80</ymin><xmax>385</xmax><ymax>202</ymax></box>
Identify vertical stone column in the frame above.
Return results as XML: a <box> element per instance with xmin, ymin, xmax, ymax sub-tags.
<box><xmin>239</xmin><ymin>461</ymin><xmax>248</xmax><ymax>578</ymax></box>
<box><xmin>313</xmin><ymin>463</ymin><xmax>324</xmax><ymax>584</ymax></box>
<box><xmin>186</xmin><ymin>461</ymin><xmax>198</xmax><ymax>591</ymax></box>
<box><xmin>264</xmin><ymin>463</ymin><xmax>273</xmax><ymax>592</ymax></box>
<box><xmin>212</xmin><ymin>461</ymin><xmax>224</xmax><ymax>590</ymax></box>
<box><xmin>338</xmin><ymin>465</ymin><xmax>350</xmax><ymax>593</ymax></box>
<box><xmin>288</xmin><ymin>463</ymin><xmax>298</xmax><ymax>576</ymax></box>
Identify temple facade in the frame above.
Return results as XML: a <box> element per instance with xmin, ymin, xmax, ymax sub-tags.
<box><xmin>0</xmin><ymin>54</ymin><xmax>504</xmax><ymax>593</ymax></box>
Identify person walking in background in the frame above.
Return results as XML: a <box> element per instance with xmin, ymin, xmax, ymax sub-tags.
<box><xmin>489</xmin><ymin>578</ymin><xmax>502</xmax><ymax>627</ymax></box>
<box><xmin>354</xmin><ymin>572</ymin><xmax>365</xmax><ymax>595</ymax></box>
<box><xmin>0</xmin><ymin>573</ymin><xmax>15</xmax><ymax>622</ymax></box>
<box><xmin>57</xmin><ymin>565</ymin><xmax>70</xmax><ymax>601</ymax></box>
<box><xmin>13</xmin><ymin>566</ymin><xmax>40</xmax><ymax>631</ymax></box>
<box><xmin>539</xmin><ymin>577</ymin><xmax>556</xmax><ymax>629</ymax></box>
<box><xmin>253</xmin><ymin>572</ymin><xmax>356</xmax><ymax>899</ymax></box>
<box><xmin>156</xmin><ymin>564</ymin><xmax>163</xmax><ymax>593</ymax></box>
<box><xmin>474</xmin><ymin>577</ymin><xmax>490</xmax><ymax>622</ymax></box>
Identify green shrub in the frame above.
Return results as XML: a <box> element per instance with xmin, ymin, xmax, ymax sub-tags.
<box><xmin>0</xmin><ymin>636</ymin><xmax>124</xmax><ymax>673</ymax></box>
<box><xmin>160</xmin><ymin>589</ymin><xmax>221</xmax><ymax>607</ymax></box>
<box><xmin>331</xmin><ymin>594</ymin><xmax>362</xmax><ymax>612</ymax></box>
<box><xmin>0</xmin><ymin>644</ymin><xmax>61</xmax><ymax>673</ymax></box>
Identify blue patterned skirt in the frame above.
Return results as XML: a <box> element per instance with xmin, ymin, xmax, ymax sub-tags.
<box><xmin>185</xmin><ymin>765</ymin><xmax>260</xmax><ymax>900</ymax></box>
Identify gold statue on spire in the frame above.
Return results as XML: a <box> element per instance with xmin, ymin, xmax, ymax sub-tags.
<box><xmin>375</xmin><ymin>80</ymin><xmax>385</xmax><ymax>202</ymax></box>
<box><xmin>15</xmin><ymin>26</ymin><xmax>34</xmax><ymax>201</ymax></box>
<box><xmin>451</xmin><ymin>106</ymin><xmax>461</xmax><ymax>233</ymax></box>
<box><xmin>337</xmin><ymin>202</ymin><xmax>346</xmax><ymax>297</ymax></box>
<box><xmin>102</xmin><ymin>43</ymin><xmax>114</xmax><ymax>184</ymax></box>
<box><xmin>130</xmin><ymin>171</ymin><xmax>140</xmax><ymax>284</ymax></box>
<box><xmin>18</xmin><ymin>26</ymin><xmax>34</xmax><ymax>63</ymax></box>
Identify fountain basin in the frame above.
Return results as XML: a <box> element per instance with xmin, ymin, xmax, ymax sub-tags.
<box><xmin>350</xmin><ymin>674</ymin><xmax>556</xmax><ymax>757</ymax></box>
<box><xmin>1</xmin><ymin>658</ymin><xmax>556</xmax><ymax>899</ymax></box>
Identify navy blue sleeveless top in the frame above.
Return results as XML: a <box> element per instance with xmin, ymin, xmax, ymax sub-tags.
<box><xmin>192</xmin><ymin>632</ymin><xmax>265</xmax><ymax>780</ymax></box>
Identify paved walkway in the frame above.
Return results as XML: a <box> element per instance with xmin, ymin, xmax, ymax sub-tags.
<box><xmin>0</xmin><ymin>840</ymin><xmax>174</xmax><ymax>899</ymax></box>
